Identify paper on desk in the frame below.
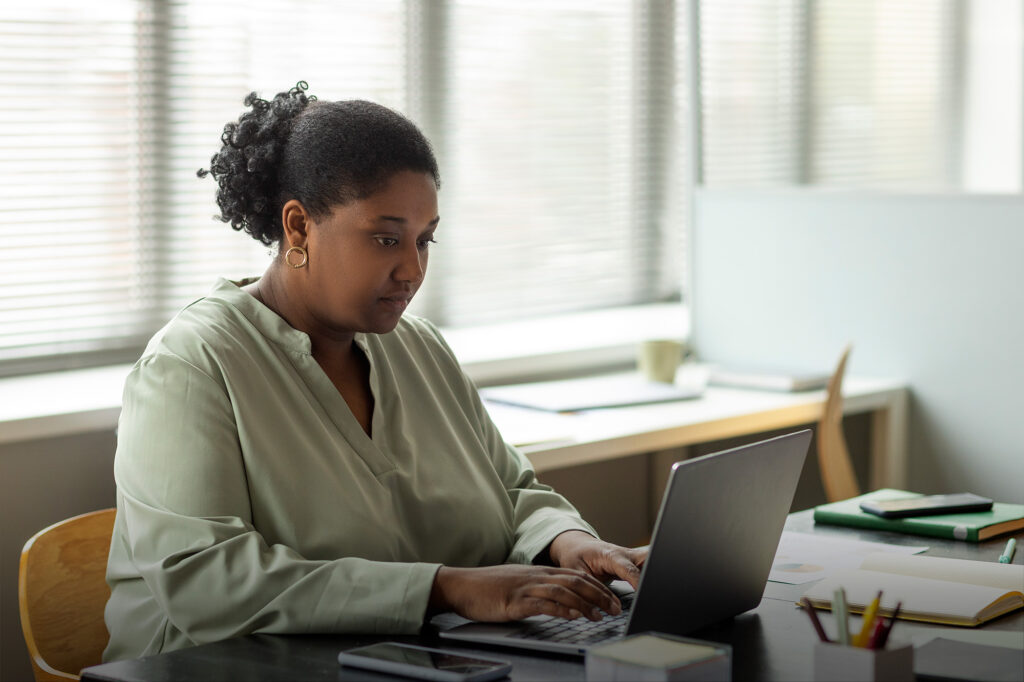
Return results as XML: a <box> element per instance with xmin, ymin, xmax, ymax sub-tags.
<box><xmin>769</xmin><ymin>531</ymin><xmax>928</xmax><ymax>585</ymax></box>
<box><xmin>484</xmin><ymin>400</ymin><xmax>578</xmax><ymax>447</ymax></box>
<box><xmin>481</xmin><ymin>372</ymin><xmax>703</xmax><ymax>413</ymax></box>
<box><xmin>912</xmin><ymin>629</ymin><xmax>1024</xmax><ymax>650</ymax></box>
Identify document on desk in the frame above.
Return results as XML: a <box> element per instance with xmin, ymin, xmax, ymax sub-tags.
<box><xmin>484</xmin><ymin>401</ymin><xmax>579</xmax><ymax>447</ymax></box>
<box><xmin>769</xmin><ymin>531</ymin><xmax>928</xmax><ymax>585</ymax></box>
<box><xmin>480</xmin><ymin>372</ymin><xmax>704</xmax><ymax>413</ymax></box>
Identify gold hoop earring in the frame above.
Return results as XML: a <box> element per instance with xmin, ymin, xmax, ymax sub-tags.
<box><xmin>284</xmin><ymin>245</ymin><xmax>308</xmax><ymax>269</ymax></box>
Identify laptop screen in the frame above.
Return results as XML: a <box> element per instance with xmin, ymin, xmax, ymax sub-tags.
<box><xmin>626</xmin><ymin>430</ymin><xmax>811</xmax><ymax>636</ymax></box>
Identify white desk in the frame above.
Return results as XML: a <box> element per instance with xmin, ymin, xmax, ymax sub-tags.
<box><xmin>485</xmin><ymin>376</ymin><xmax>908</xmax><ymax>490</ymax></box>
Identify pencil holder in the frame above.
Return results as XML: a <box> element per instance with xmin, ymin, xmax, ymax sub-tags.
<box><xmin>813</xmin><ymin>642</ymin><xmax>913</xmax><ymax>682</ymax></box>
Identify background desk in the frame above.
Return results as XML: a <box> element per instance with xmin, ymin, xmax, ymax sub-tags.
<box><xmin>81</xmin><ymin>512</ymin><xmax>1021</xmax><ymax>682</ymax></box>
<box><xmin>490</xmin><ymin>376</ymin><xmax>908</xmax><ymax>488</ymax></box>
<box><xmin>488</xmin><ymin>377</ymin><xmax>908</xmax><ymax>543</ymax></box>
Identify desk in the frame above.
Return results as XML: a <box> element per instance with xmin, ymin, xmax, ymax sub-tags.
<box><xmin>81</xmin><ymin>513</ymin><xmax>1022</xmax><ymax>682</ymax></box>
<box><xmin>490</xmin><ymin>376</ymin><xmax>909</xmax><ymax>489</ymax></box>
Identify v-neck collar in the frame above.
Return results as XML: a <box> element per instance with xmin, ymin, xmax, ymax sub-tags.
<box><xmin>210</xmin><ymin>277</ymin><xmax>395</xmax><ymax>476</ymax></box>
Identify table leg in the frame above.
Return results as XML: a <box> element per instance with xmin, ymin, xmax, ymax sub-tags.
<box><xmin>870</xmin><ymin>388</ymin><xmax>908</xmax><ymax>490</ymax></box>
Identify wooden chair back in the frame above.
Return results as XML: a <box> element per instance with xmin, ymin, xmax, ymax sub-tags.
<box><xmin>19</xmin><ymin>508</ymin><xmax>116</xmax><ymax>682</ymax></box>
<box><xmin>817</xmin><ymin>346</ymin><xmax>861</xmax><ymax>502</ymax></box>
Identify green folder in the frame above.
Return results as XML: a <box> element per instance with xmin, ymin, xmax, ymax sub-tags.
<box><xmin>813</xmin><ymin>489</ymin><xmax>1024</xmax><ymax>542</ymax></box>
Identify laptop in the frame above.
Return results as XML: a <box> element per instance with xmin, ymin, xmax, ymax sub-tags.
<box><xmin>436</xmin><ymin>429</ymin><xmax>812</xmax><ymax>656</ymax></box>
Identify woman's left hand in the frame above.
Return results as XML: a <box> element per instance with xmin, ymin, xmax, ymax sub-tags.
<box><xmin>547</xmin><ymin>530</ymin><xmax>648</xmax><ymax>590</ymax></box>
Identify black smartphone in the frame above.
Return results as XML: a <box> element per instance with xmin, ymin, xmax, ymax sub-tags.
<box><xmin>859</xmin><ymin>493</ymin><xmax>993</xmax><ymax>519</ymax></box>
<box><xmin>337</xmin><ymin>642</ymin><xmax>512</xmax><ymax>682</ymax></box>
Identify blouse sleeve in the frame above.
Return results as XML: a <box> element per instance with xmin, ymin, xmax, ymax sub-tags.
<box><xmin>417</xmin><ymin>321</ymin><xmax>599</xmax><ymax>564</ymax></box>
<box><xmin>110</xmin><ymin>352</ymin><xmax>440</xmax><ymax>647</ymax></box>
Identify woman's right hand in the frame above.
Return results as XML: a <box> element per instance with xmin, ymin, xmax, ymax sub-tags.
<box><xmin>429</xmin><ymin>565</ymin><xmax>622</xmax><ymax>623</ymax></box>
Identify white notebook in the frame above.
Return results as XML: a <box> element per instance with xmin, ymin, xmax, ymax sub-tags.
<box><xmin>708</xmin><ymin>366</ymin><xmax>830</xmax><ymax>392</ymax></box>
<box><xmin>481</xmin><ymin>373</ymin><xmax>702</xmax><ymax>413</ymax></box>
<box><xmin>801</xmin><ymin>553</ymin><xmax>1024</xmax><ymax>626</ymax></box>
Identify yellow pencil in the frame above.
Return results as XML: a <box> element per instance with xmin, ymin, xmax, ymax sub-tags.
<box><xmin>853</xmin><ymin>591</ymin><xmax>883</xmax><ymax>647</ymax></box>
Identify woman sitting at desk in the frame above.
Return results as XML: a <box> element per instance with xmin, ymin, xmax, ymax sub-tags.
<box><xmin>103</xmin><ymin>82</ymin><xmax>647</xmax><ymax>661</ymax></box>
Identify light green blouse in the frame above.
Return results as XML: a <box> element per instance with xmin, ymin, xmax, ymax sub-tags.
<box><xmin>103</xmin><ymin>278</ymin><xmax>595</xmax><ymax>661</ymax></box>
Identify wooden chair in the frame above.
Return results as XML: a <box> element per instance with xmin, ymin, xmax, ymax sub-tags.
<box><xmin>817</xmin><ymin>345</ymin><xmax>861</xmax><ymax>502</ymax></box>
<box><xmin>19</xmin><ymin>508</ymin><xmax>116</xmax><ymax>682</ymax></box>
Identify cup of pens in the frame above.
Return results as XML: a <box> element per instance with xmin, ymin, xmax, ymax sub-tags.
<box><xmin>802</xmin><ymin>588</ymin><xmax>913</xmax><ymax>682</ymax></box>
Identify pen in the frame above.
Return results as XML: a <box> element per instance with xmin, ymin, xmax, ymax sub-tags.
<box><xmin>877</xmin><ymin>601</ymin><xmax>902</xmax><ymax>649</ymax></box>
<box><xmin>866</xmin><ymin>615</ymin><xmax>887</xmax><ymax>649</ymax></box>
<box><xmin>799</xmin><ymin>598</ymin><xmax>831</xmax><ymax>643</ymax></box>
<box><xmin>833</xmin><ymin>587</ymin><xmax>850</xmax><ymax>645</ymax></box>
<box><xmin>852</xmin><ymin>590</ymin><xmax>882</xmax><ymax>648</ymax></box>
<box><xmin>998</xmin><ymin>538</ymin><xmax>1016</xmax><ymax>564</ymax></box>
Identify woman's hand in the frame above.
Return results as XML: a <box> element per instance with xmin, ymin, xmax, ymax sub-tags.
<box><xmin>547</xmin><ymin>530</ymin><xmax>648</xmax><ymax>590</ymax></box>
<box><xmin>429</xmin><ymin>564</ymin><xmax>622</xmax><ymax>623</ymax></box>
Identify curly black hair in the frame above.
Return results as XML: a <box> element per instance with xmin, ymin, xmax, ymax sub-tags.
<box><xmin>198</xmin><ymin>81</ymin><xmax>440</xmax><ymax>246</ymax></box>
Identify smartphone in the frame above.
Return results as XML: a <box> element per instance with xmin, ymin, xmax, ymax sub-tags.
<box><xmin>859</xmin><ymin>493</ymin><xmax>993</xmax><ymax>519</ymax></box>
<box><xmin>337</xmin><ymin>642</ymin><xmax>512</xmax><ymax>682</ymax></box>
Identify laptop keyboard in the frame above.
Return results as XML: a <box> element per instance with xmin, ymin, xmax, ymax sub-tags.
<box><xmin>509</xmin><ymin>592</ymin><xmax>635</xmax><ymax>645</ymax></box>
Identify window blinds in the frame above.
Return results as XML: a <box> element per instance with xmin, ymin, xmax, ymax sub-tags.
<box><xmin>420</xmin><ymin>0</ymin><xmax>681</xmax><ymax>327</ymax></box>
<box><xmin>158</xmin><ymin>0</ymin><xmax>408</xmax><ymax>321</ymax></box>
<box><xmin>808</xmin><ymin>0</ymin><xmax>957</xmax><ymax>188</ymax></box>
<box><xmin>0</xmin><ymin>2</ymin><xmax>149</xmax><ymax>370</ymax></box>
<box><xmin>698</xmin><ymin>0</ymin><xmax>808</xmax><ymax>186</ymax></box>
<box><xmin>0</xmin><ymin>0</ymin><xmax>685</xmax><ymax>375</ymax></box>
<box><xmin>0</xmin><ymin>0</ymin><xmax>408</xmax><ymax>373</ymax></box>
<box><xmin>2</xmin><ymin>0</ymin><xmax>1004</xmax><ymax>376</ymax></box>
<box><xmin>699</xmin><ymin>0</ymin><xmax>959</xmax><ymax>189</ymax></box>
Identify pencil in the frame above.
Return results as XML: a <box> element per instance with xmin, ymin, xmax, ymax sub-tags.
<box><xmin>853</xmin><ymin>591</ymin><xmax>882</xmax><ymax>647</ymax></box>
<box><xmin>876</xmin><ymin>601</ymin><xmax>902</xmax><ymax>649</ymax></box>
<box><xmin>867</xmin><ymin>615</ymin><xmax>887</xmax><ymax>649</ymax></box>
<box><xmin>799</xmin><ymin>598</ymin><xmax>831</xmax><ymax>642</ymax></box>
<box><xmin>833</xmin><ymin>587</ymin><xmax>850</xmax><ymax>645</ymax></box>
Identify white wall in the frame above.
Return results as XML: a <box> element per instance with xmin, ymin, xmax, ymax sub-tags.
<box><xmin>692</xmin><ymin>189</ymin><xmax>1024</xmax><ymax>503</ymax></box>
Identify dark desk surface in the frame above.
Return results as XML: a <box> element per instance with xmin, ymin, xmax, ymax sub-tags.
<box><xmin>82</xmin><ymin>511</ymin><xmax>1024</xmax><ymax>682</ymax></box>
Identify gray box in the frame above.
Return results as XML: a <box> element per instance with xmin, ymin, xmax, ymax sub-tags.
<box><xmin>585</xmin><ymin>632</ymin><xmax>731</xmax><ymax>682</ymax></box>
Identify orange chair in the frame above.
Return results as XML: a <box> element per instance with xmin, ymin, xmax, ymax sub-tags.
<box><xmin>19</xmin><ymin>508</ymin><xmax>116</xmax><ymax>681</ymax></box>
<box><xmin>817</xmin><ymin>345</ymin><xmax>861</xmax><ymax>502</ymax></box>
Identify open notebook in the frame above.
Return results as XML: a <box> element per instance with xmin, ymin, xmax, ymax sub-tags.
<box><xmin>802</xmin><ymin>552</ymin><xmax>1024</xmax><ymax>626</ymax></box>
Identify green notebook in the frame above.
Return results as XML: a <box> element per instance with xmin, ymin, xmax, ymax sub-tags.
<box><xmin>813</xmin><ymin>489</ymin><xmax>1024</xmax><ymax>542</ymax></box>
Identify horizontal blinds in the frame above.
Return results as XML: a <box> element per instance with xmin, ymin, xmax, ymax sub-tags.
<box><xmin>2</xmin><ymin>0</ymin><xmax>1005</xmax><ymax>375</ymax></box>
<box><xmin>0</xmin><ymin>2</ymin><xmax>150</xmax><ymax>364</ymax></box>
<box><xmin>699</xmin><ymin>0</ymin><xmax>959</xmax><ymax>189</ymax></box>
<box><xmin>429</xmin><ymin>0</ymin><xmax>677</xmax><ymax>327</ymax></box>
<box><xmin>158</xmin><ymin>0</ymin><xmax>407</xmax><ymax>319</ymax></box>
<box><xmin>1</xmin><ymin>0</ymin><xmax>689</xmax><ymax>375</ymax></box>
<box><xmin>809</xmin><ymin>0</ymin><xmax>956</xmax><ymax>188</ymax></box>
<box><xmin>699</xmin><ymin>0</ymin><xmax>807</xmax><ymax>186</ymax></box>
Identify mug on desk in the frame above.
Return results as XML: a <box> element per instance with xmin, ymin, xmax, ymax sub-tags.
<box><xmin>638</xmin><ymin>339</ymin><xmax>686</xmax><ymax>384</ymax></box>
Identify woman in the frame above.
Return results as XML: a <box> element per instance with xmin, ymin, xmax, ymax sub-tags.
<box><xmin>103</xmin><ymin>82</ymin><xmax>647</xmax><ymax>661</ymax></box>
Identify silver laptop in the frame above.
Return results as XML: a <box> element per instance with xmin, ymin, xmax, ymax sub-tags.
<box><xmin>436</xmin><ymin>430</ymin><xmax>812</xmax><ymax>656</ymax></box>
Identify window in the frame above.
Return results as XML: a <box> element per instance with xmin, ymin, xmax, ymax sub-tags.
<box><xmin>423</xmin><ymin>0</ymin><xmax>683</xmax><ymax>326</ymax></box>
<box><xmin>1</xmin><ymin>2</ymin><xmax>148</xmax><ymax>374</ymax></box>
<box><xmin>0</xmin><ymin>0</ymin><xmax>686</xmax><ymax>376</ymax></box>
<box><xmin>698</xmin><ymin>0</ymin><xmax>1023</xmax><ymax>190</ymax></box>
<box><xmin>157</xmin><ymin>0</ymin><xmax>408</xmax><ymax>321</ymax></box>
<box><xmin>3</xmin><ymin>0</ymin><xmax>1022</xmax><ymax>376</ymax></box>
